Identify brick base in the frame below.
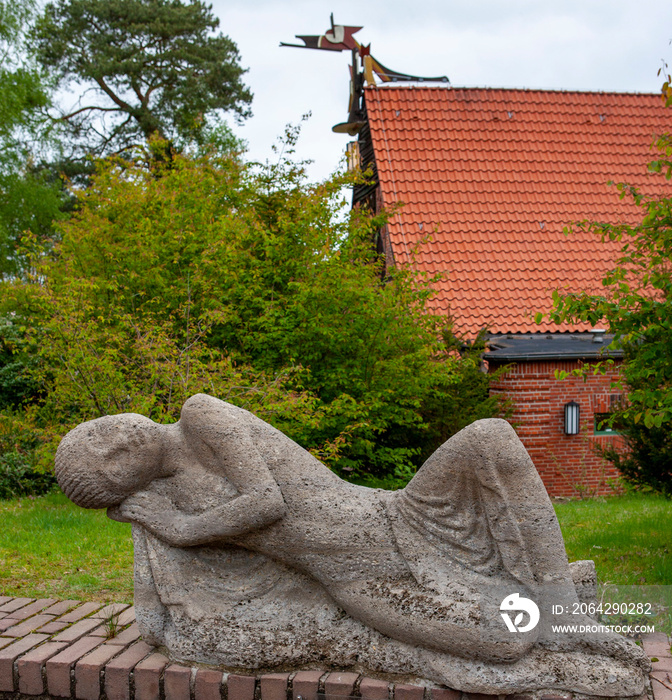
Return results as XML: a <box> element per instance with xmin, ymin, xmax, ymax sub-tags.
<box><xmin>0</xmin><ymin>596</ymin><xmax>665</xmax><ymax>700</ymax></box>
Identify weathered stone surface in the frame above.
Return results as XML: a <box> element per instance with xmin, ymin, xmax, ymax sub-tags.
<box><xmin>56</xmin><ymin>394</ymin><xmax>651</xmax><ymax>698</ymax></box>
<box><xmin>568</xmin><ymin>560</ymin><xmax>598</xmax><ymax>610</ymax></box>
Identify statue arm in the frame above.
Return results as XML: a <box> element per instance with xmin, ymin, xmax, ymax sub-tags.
<box><xmin>111</xmin><ymin>394</ymin><xmax>287</xmax><ymax>547</ymax></box>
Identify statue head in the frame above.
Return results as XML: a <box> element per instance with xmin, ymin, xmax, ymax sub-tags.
<box><xmin>55</xmin><ymin>413</ymin><xmax>165</xmax><ymax>509</ymax></box>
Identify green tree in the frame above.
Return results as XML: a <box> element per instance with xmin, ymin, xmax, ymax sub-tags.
<box><xmin>31</xmin><ymin>0</ymin><xmax>252</xmax><ymax>159</ymax></box>
<box><xmin>0</xmin><ymin>316</ymin><xmax>40</xmax><ymax>411</ymax></box>
<box><xmin>5</xmin><ymin>145</ymin><xmax>503</xmax><ymax>485</ymax></box>
<box><xmin>0</xmin><ymin>0</ymin><xmax>64</xmax><ymax>277</ymax></box>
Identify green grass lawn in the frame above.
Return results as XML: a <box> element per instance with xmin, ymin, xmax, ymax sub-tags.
<box><xmin>0</xmin><ymin>490</ymin><xmax>670</xmax><ymax>603</ymax></box>
<box><xmin>0</xmin><ymin>491</ymin><xmax>134</xmax><ymax>603</ymax></box>
<box><xmin>555</xmin><ymin>493</ymin><xmax>672</xmax><ymax>585</ymax></box>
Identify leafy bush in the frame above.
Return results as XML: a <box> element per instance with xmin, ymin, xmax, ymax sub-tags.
<box><xmin>0</xmin><ymin>315</ymin><xmax>41</xmax><ymax>411</ymax></box>
<box><xmin>600</xmin><ymin>417</ymin><xmax>672</xmax><ymax>498</ymax></box>
<box><xmin>0</xmin><ymin>451</ymin><xmax>56</xmax><ymax>499</ymax></box>
<box><xmin>0</xmin><ymin>413</ymin><xmax>55</xmax><ymax>499</ymax></box>
<box><xmin>4</xmin><ymin>143</ymin><xmax>505</xmax><ymax>486</ymax></box>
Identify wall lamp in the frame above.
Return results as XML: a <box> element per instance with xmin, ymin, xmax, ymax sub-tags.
<box><xmin>564</xmin><ymin>401</ymin><xmax>580</xmax><ymax>435</ymax></box>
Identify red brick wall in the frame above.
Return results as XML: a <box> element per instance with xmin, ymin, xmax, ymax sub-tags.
<box><xmin>489</xmin><ymin>359</ymin><xmax>625</xmax><ymax>497</ymax></box>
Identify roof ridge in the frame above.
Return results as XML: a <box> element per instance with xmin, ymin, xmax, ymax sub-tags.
<box><xmin>366</xmin><ymin>85</ymin><xmax>661</xmax><ymax>98</ymax></box>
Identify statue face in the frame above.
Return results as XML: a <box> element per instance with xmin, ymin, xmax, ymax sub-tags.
<box><xmin>56</xmin><ymin>413</ymin><xmax>166</xmax><ymax>508</ymax></box>
<box><xmin>97</xmin><ymin>421</ymin><xmax>164</xmax><ymax>498</ymax></box>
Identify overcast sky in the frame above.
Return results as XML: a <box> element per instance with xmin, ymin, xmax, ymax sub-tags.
<box><xmin>208</xmin><ymin>0</ymin><xmax>672</xmax><ymax>182</ymax></box>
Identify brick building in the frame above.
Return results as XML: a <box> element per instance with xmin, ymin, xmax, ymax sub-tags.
<box><xmin>487</xmin><ymin>333</ymin><xmax>624</xmax><ymax>496</ymax></box>
<box><xmin>346</xmin><ymin>85</ymin><xmax>672</xmax><ymax>496</ymax></box>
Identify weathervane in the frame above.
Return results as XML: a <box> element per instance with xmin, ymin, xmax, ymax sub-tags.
<box><xmin>281</xmin><ymin>14</ymin><xmax>449</xmax><ymax>135</ymax></box>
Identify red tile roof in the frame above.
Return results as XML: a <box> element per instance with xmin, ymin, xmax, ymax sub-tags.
<box><xmin>364</xmin><ymin>86</ymin><xmax>672</xmax><ymax>334</ymax></box>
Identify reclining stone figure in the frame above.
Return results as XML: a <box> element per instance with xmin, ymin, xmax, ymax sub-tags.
<box><xmin>55</xmin><ymin>393</ymin><xmax>649</xmax><ymax>697</ymax></box>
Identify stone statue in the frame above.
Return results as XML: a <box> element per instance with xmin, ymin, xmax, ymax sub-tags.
<box><xmin>55</xmin><ymin>394</ymin><xmax>649</xmax><ymax>697</ymax></box>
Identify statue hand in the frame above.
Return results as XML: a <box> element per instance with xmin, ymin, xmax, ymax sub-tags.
<box><xmin>107</xmin><ymin>504</ymin><xmax>132</xmax><ymax>523</ymax></box>
<box><xmin>115</xmin><ymin>490</ymin><xmax>192</xmax><ymax>546</ymax></box>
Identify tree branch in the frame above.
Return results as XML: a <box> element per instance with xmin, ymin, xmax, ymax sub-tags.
<box><xmin>60</xmin><ymin>104</ymin><xmax>123</xmax><ymax>120</ymax></box>
<box><xmin>129</xmin><ymin>76</ymin><xmax>146</xmax><ymax>105</ymax></box>
<box><xmin>93</xmin><ymin>113</ymin><xmax>134</xmax><ymax>154</ymax></box>
<box><xmin>93</xmin><ymin>75</ymin><xmax>136</xmax><ymax>114</ymax></box>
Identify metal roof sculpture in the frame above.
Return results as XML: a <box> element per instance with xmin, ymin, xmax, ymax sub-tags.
<box><xmin>281</xmin><ymin>14</ymin><xmax>449</xmax><ymax>135</ymax></box>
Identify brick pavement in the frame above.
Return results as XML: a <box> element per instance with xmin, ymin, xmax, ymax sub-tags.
<box><xmin>0</xmin><ymin>596</ymin><xmax>667</xmax><ymax>700</ymax></box>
